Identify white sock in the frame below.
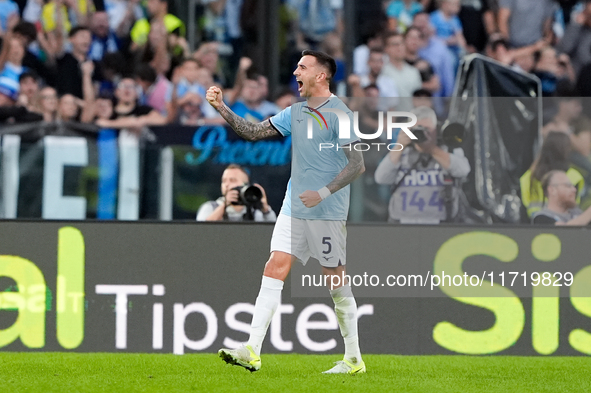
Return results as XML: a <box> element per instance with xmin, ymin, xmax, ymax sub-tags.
<box><xmin>247</xmin><ymin>276</ymin><xmax>284</xmax><ymax>356</ymax></box>
<box><xmin>330</xmin><ymin>284</ymin><xmax>362</xmax><ymax>364</ymax></box>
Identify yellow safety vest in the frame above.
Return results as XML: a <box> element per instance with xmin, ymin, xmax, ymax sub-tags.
<box><xmin>520</xmin><ymin>167</ymin><xmax>584</xmax><ymax>217</ymax></box>
<box><xmin>130</xmin><ymin>14</ymin><xmax>186</xmax><ymax>46</ymax></box>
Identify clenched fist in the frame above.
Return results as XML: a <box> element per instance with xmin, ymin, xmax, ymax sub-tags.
<box><xmin>206</xmin><ymin>86</ymin><xmax>223</xmax><ymax>110</ymax></box>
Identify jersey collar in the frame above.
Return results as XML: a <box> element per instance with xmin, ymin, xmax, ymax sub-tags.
<box><xmin>309</xmin><ymin>94</ymin><xmax>336</xmax><ymax>110</ymax></box>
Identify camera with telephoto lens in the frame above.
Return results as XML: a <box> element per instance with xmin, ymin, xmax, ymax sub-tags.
<box><xmin>410</xmin><ymin>125</ymin><xmax>430</xmax><ymax>144</ymax></box>
<box><xmin>230</xmin><ymin>184</ymin><xmax>263</xmax><ymax>209</ymax></box>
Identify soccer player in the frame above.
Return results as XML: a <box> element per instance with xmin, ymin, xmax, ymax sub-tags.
<box><xmin>205</xmin><ymin>50</ymin><xmax>366</xmax><ymax>374</ymax></box>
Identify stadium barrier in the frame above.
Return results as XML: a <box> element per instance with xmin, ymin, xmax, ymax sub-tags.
<box><xmin>0</xmin><ymin>124</ymin><xmax>291</xmax><ymax>221</ymax></box>
<box><xmin>1</xmin><ymin>221</ymin><xmax>590</xmax><ymax>356</ymax></box>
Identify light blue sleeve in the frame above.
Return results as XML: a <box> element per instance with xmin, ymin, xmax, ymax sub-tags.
<box><xmin>269</xmin><ymin>106</ymin><xmax>292</xmax><ymax>137</ymax></box>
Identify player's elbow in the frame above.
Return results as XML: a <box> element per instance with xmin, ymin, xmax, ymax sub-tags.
<box><xmin>358</xmin><ymin>162</ymin><xmax>366</xmax><ymax>176</ymax></box>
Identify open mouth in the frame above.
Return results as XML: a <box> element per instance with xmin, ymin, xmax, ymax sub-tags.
<box><xmin>297</xmin><ymin>80</ymin><xmax>303</xmax><ymax>91</ymax></box>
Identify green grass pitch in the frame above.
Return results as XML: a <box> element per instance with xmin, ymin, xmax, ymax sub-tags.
<box><xmin>0</xmin><ymin>353</ymin><xmax>589</xmax><ymax>392</ymax></box>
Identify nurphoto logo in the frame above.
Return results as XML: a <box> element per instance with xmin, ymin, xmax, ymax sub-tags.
<box><xmin>305</xmin><ymin>108</ymin><xmax>419</xmax><ymax>151</ymax></box>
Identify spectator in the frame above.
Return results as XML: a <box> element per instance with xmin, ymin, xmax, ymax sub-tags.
<box><xmin>386</xmin><ymin>0</ymin><xmax>424</xmax><ymax>33</ymax></box>
<box><xmin>11</xmin><ymin>20</ymin><xmax>56</xmax><ymax>85</ymax></box>
<box><xmin>55</xmin><ymin>26</ymin><xmax>96</xmax><ymax>98</ymax></box>
<box><xmin>96</xmin><ymin>51</ymin><xmax>126</xmax><ymax>97</ymax></box>
<box><xmin>374</xmin><ymin>105</ymin><xmax>470</xmax><ymax>223</ymax></box>
<box><xmin>196</xmin><ymin>164</ymin><xmax>277</xmax><ymax>222</ymax></box>
<box><xmin>532</xmin><ymin>170</ymin><xmax>591</xmax><ymax>225</ymax></box>
<box><xmin>557</xmin><ymin>2</ymin><xmax>591</xmax><ymax>75</ymax></box>
<box><xmin>429</xmin><ymin>0</ymin><xmax>466</xmax><ymax>62</ymax></box>
<box><xmin>520</xmin><ymin>131</ymin><xmax>584</xmax><ymax>218</ymax></box>
<box><xmin>355</xmin><ymin>47</ymin><xmax>399</xmax><ymax>100</ymax></box>
<box><xmin>346</xmin><ymin>82</ymin><xmax>385</xmax><ymax>136</ymax></box>
<box><xmin>88</xmin><ymin>11</ymin><xmax>121</xmax><ymax>62</ymax></box>
<box><xmin>353</xmin><ymin>28</ymin><xmax>384</xmax><ymax>76</ymax></box>
<box><xmin>292</xmin><ymin>0</ymin><xmax>342</xmax><ymax>50</ymax></box>
<box><xmin>96</xmin><ymin>77</ymin><xmax>167</xmax><ymax>131</ymax></box>
<box><xmin>498</xmin><ymin>0</ymin><xmax>556</xmax><ymax>48</ymax></box>
<box><xmin>93</xmin><ymin>91</ymin><xmax>114</xmax><ymax>121</ymax></box>
<box><xmin>415</xmin><ymin>58</ymin><xmax>441</xmax><ymax>95</ymax></box>
<box><xmin>458</xmin><ymin>0</ymin><xmax>496</xmax><ymax>53</ymax></box>
<box><xmin>194</xmin><ymin>42</ymin><xmax>223</xmax><ymax>86</ymax></box>
<box><xmin>413</xmin><ymin>12</ymin><xmax>456</xmax><ymax>97</ymax></box>
<box><xmin>486</xmin><ymin>33</ymin><xmax>546</xmax><ymax>73</ymax></box>
<box><xmin>412</xmin><ymin>88</ymin><xmax>434</xmax><ymax>108</ymax></box>
<box><xmin>166</xmin><ymin>58</ymin><xmax>222</xmax><ymax>124</ymax></box>
<box><xmin>0</xmin><ymin>17</ymin><xmax>26</xmax><ymax>99</ymax></box>
<box><xmin>41</xmin><ymin>0</ymin><xmax>94</xmax><ymax>34</ymax></box>
<box><xmin>104</xmin><ymin>0</ymin><xmax>144</xmax><ymax>35</ymax></box>
<box><xmin>404</xmin><ymin>25</ymin><xmax>423</xmax><ymax>65</ymax></box>
<box><xmin>135</xmin><ymin>62</ymin><xmax>170</xmax><ymax>115</ymax></box>
<box><xmin>273</xmin><ymin>87</ymin><xmax>296</xmax><ymax>110</ymax></box>
<box><xmin>230</xmin><ymin>74</ymin><xmax>265</xmax><ymax>123</ymax></box>
<box><xmin>255</xmin><ymin>75</ymin><xmax>280</xmax><ymax>119</ymax></box>
<box><xmin>534</xmin><ymin>46</ymin><xmax>563</xmax><ymax>97</ymax></box>
<box><xmin>321</xmin><ymin>31</ymin><xmax>346</xmax><ymax>88</ymax></box>
<box><xmin>130</xmin><ymin>0</ymin><xmax>185</xmax><ymax>47</ymax></box>
<box><xmin>37</xmin><ymin>85</ymin><xmax>58</xmax><ymax>121</ymax></box>
<box><xmin>173</xmin><ymin>92</ymin><xmax>205</xmax><ymax>126</ymax></box>
<box><xmin>542</xmin><ymin>84</ymin><xmax>582</xmax><ymax>138</ymax></box>
<box><xmin>17</xmin><ymin>70</ymin><xmax>38</xmax><ymax>111</ymax></box>
<box><xmin>0</xmin><ymin>76</ymin><xmax>43</xmax><ymax>122</ymax></box>
<box><xmin>382</xmin><ymin>32</ymin><xmax>422</xmax><ymax>107</ymax></box>
<box><xmin>57</xmin><ymin>92</ymin><xmax>80</xmax><ymax>121</ymax></box>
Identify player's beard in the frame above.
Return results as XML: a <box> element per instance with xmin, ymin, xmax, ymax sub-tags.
<box><xmin>563</xmin><ymin>196</ymin><xmax>577</xmax><ymax>210</ymax></box>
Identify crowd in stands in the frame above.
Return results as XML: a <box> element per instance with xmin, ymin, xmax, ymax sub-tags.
<box><xmin>2</xmin><ymin>0</ymin><xmax>591</xmax><ymax>223</ymax></box>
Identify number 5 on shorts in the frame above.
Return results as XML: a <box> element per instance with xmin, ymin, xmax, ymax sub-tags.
<box><xmin>322</xmin><ymin>237</ymin><xmax>332</xmax><ymax>254</ymax></box>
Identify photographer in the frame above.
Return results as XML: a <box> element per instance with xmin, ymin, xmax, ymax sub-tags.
<box><xmin>196</xmin><ymin>164</ymin><xmax>277</xmax><ymax>222</ymax></box>
<box><xmin>374</xmin><ymin>106</ymin><xmax>470</xmax><ymax>224</ymax></box>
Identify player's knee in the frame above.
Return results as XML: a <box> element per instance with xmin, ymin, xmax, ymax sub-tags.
<box><xmin>263</xmin><ymin>252</ymin><xmax>292</xmax><ymax>280</ymax></box>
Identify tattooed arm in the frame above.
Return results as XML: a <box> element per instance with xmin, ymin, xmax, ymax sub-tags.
<box><xmin>217</xmin><ymin>103</ymin><xmax>279</xmax><ymax>141</ymax></box>
<box><xmin>206</xmin><ymin>86</ymin><xmax>279</xmax><ymax>141</ymax></box>
<box><xmin>326</xmin><ymin>148</ymin><xmax>366</xmax><ymax>194</ymax></box>
<box><xmin>299</xmin><ymin>147</ymin><xmax>366</xmax><ymax>208</ymax></box>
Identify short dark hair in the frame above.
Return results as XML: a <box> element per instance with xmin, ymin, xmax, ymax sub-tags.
<box><xmin>13</xmin><ymin>21</ymin><xmax>37</xmax><ymax>43</ymax></box>
<box><xmin>69</xmin><ymin>25</ymin><xmax>90</xmax><ymax>38</ymax></box>
<box><xmin>369</xmin><ymin>47</ymin><xmax>384</xmax><ymax>56</ymax></box>
<box><xmin>364</xmin><ymin>84</ymin><xmax>379</xmax><ymax>92</ymax></box>
<box><xmin>246</xmin><ymin>71</ymin><xmax>261</xmax><ymax>82</ymax></box>
<box><xmin>273</xmin><ymin>86</ymin><xmax>295</xmax><ymax>101</ymax></box>
<box><xmin>413</xmin><ymin>88</ymin><xmax>432</xmax><ymax>98</ymax></box>
<box><xmin>404</xmin><ymin>26</ymin><xmax>423</xmax><ymax>40</ymax></box>
<box><xmin>135</xmin><ymin>63</ymin><xmax>157</xmax><ymax>84</ymax></box>
<box><xmin>383</xmin><ymin>31</ymin><xmax>403</xmax><ymax>44</ymax></box>
<box><xmin>19</xmin><ymin>70</ymin><xmax>39</xmax><ymax>83</ymax></box>
<box><xmin>301</xmin><ymin>50</ymin><xmax>337</xmax><ymax>82</ymax></box>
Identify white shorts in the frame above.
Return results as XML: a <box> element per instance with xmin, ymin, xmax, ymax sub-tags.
<box><xmin>270</xmin><ymin>213</ymin><xmax>347</xmax><ymax>267</ymax></box>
